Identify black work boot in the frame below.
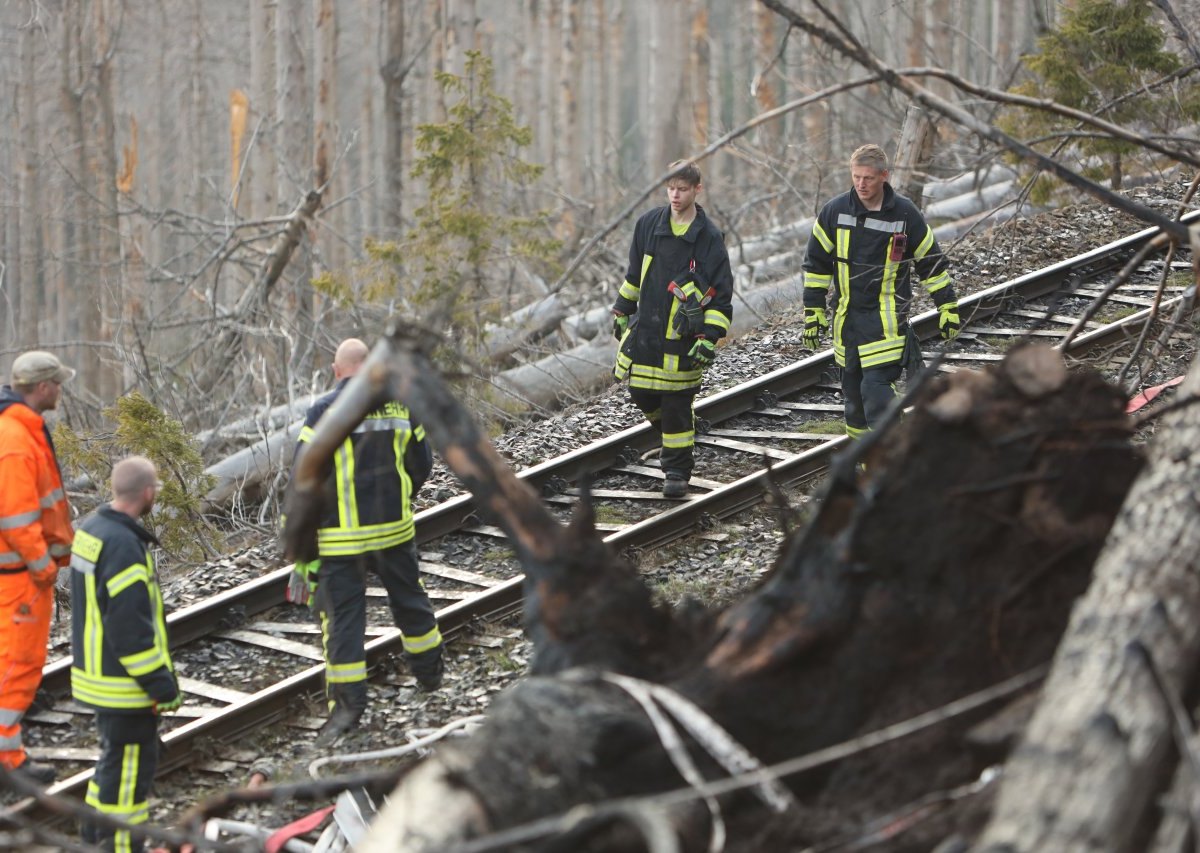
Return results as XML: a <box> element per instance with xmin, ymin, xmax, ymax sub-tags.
<box><xmin>662</xmin><ymin>473</ymin><xmax>689</xmax><ymax>498</ymax></box>
<box><xmin>12</xmin><ymin>758</ymin><xmax>56</xmax><ymax>785</ymax></box>
<box><xmin>314</xmin><ymin>704</ymin><xmax>362</xmax><ymax>747</ymax></box>
<box><xmin>412</xmin><ymin>652</ymin><xmax>444</xmax><ymax>693</ymax></box>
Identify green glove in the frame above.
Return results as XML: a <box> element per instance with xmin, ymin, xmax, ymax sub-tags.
<box><xmin>155</xmin><ymin>693</ymin><xmax>182</xmax><ymax>715</ymax></box>
<box><xmin>803</xmin><ymin>307</ymin><xmax>828</xmax><ymax>349</ymax></box>
<box><xmin>612</xmin><ymin>312</ymin><xmax>629</xmax><ymax>341</ymax></box>
<box><xmin>286</xmin><ymin>559</ymin><xmax>320</xmax><ymax>606</ymax></box>
<box><xmin>689</xmin><ymin>336</ymin><xmax>716</xmax><ymax>366</ymax></box>
<box><xmin>938</xmin><ymin>301</ymin><xmax>961</xmax><ymax>341</ymax></box>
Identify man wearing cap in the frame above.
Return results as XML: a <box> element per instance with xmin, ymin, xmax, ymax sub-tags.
<box><xmin>0</xmin><ymin>350</ymin><xmax>76</xmax><ymax>784</ymax></box>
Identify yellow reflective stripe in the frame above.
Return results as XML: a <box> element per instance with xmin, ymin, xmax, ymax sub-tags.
<box><xmin>618</xmin><ymin>280</ymin><xmax>640</xmax><ymax>301</ymax></box>
<box><xmin>298</xmin><ymin>425</ymin><xmax>316</xmax><ymax>443</ymax></box>
<box><xmin>639</xmin><ymin>253</ymin><xmax>653</xmax><ymax>285</ymax></box>
<box><xmin>334</xmin><ymin>438</ymin><xmax>358</xmax><ymax>528</ymax></box>
<box><xmin>413</xmin><ymin>424</ymin><xmax>426</xmax><ymax>441</ymax></box>
<box><xmin>85</xmin><ymin>575</ymin><xmax>102</xmax><ymax>675</ymax></box>
<box><xmin>71</xmin><ymin>668</ymin><xmax>156</xmax><ymax>709</ymax></box>
<box><xmin>880</xmin><ymin>237</ymin><xmax>900</xmax><ymax>339</ymax></box>
<box><xmin>318</xmin><ymin>518</ymin><xmax>413</xmax><ymax>542</ymax></box>
<box><xmin>118</xmin><ymin>646</ymin><xmax>170</xmax><ymax>677</ymax></box>
<box><xmin>846</xmin><ymin>424</ymin><xmax>869</xmax><ymax>439</ymax></box>
<box><xmin>0</xmin><ymin>508</ymin><xmax>41</xmax><ymax>529</ymax></box>
<box><xmin>661</xmin><ymin>429</ymin><xmax>694</xmax><ymax>449</ymax></box>
<box><xmin>834</xmin><ymin>227</ymin><xmax>851</xmax><ymax>346</ymax></box>
<box><xmin>924</xmin><ymin>271</ymin><xmax>951</xmax><ymax>294</ymax></box>
<box><xmin>107</xmin><ymin>564</ymin><xmax>150</xmax><ymax>598</ymax></box>
<box><xmin>402</xmin><ymin>625</ymin><xmax>443</xmax><ymax>655</ymax></box>
<box><xmin>326</xmin><ymin>660</ymin><xmax>367</xmax><ymax>683</ymax></box>
<box><xmin>704</xmin><ymin>310</ymin><xmax>730</xmax><ymax>331</ymax></box>
<box><xmin>859</xmin><ymin>339</ymin><xmax>906</xmax><ymax>368</ymax></box>
<box><xmin>913</xmin><ymin>225</ymin><xmax>935</xmax><ymax>259</ymax></box>
<box><xmin>804</xmin><ymin>272</ymin><xmax>832</xmax><ymax>289</ymax></box>
<box><xmin>812</xmin><ymin>221</ymin><xmax>833</xmax><ymax>253</ymax></box>
<box><xmin>833</xmin><ymin>342</ymin><xmax>846</xmax><ymax>366</ymax></box>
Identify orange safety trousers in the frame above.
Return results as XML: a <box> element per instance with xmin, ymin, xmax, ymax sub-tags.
<box><xmin>0</xmin><ymin>572</ymin><xmax>53</xmax><ymax>770</ymax></box>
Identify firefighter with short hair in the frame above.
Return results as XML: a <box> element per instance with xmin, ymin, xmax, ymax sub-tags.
<box><xmin>70</xmin><ymin>456</ymin><xmax>179</xmax><ymax>852</ymax></box>
<box><xmin>612</xmin><ymin>159</ymin><xmax>734</xmax><ymax>498</ymax></box>
<box><xmin>0</xmin><ymin>351</ymin><xmax>76</xmax><ymax>785</ymax></box>
<box><xmin>286</xmin><ymin>337</ymin><xmax>442</xmax><ymax>745</ymax></box>
<box><xmin>802</xmin><ymin>143</ymin><xmax>959</xmax><ymax>437</ymax></box>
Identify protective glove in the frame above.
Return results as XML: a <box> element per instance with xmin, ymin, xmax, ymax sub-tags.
<box><xmin>154</xmin><ymin>693</ymin><xmax>183</xmax><ymax>715</ymax></box>
<box><xmin>938</xmin><ymin>301</ymin><xmax>961</xmax><ymax>341</ymax></box>
<box><xmin>286</xmin><ymin>559</ymin><xmax>320</xmax><ymax>606</ymax></box>
<box><xmin>612</xmin><ymin>312</ymin><xmax>629</xmax><ymax>341</ymax></box>
<box><xmin>803</xmin><ymin>307</ymin><xmax>828</xmax><ymax>349</ymax></box>
<box><xmin>30</xmin><ymin>566</ymin><xmax>58</xmax><ymax>590</ymax></box>
<box><xmin>689</xmin><ymin>336</ymin><xmax>716</xmax><ymax>366</ymax></box>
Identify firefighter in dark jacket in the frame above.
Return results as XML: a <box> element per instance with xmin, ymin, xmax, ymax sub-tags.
<box><xmin>286</xmin><ymin>338</ymin><xmax>442</xmax><ymax>745</ymax></box>
<box><xmin>802</xmin><ymin>143</ymin><xmax>960</xmax><ymax>438</ymax></box>
<box><xmin>612</xmin><ymin>160</ymin><xmax>734</xmax><ymax>498</ymax></box>
<box><xmin>70</xmin><ymin>456</ymin><xmax>179</xmax><ymax>853</ymax></box>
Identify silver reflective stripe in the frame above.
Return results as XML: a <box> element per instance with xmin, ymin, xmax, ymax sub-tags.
<box><xmin>0</xmin><ymin>733</ymin><xmax>21</xmax><ymax>750</ymax></box>
<box><xmin>863</xmin><ymin>217</ymin><xmax>904</xmax><ymax>233</ymax></box>
<box><xmin>0</xmin><ymin>551</ymin><xmax>21</xmax><ymax>564</ymax></box>
<box><xmin>27</xmin><ymin>554</ymin><xmax>51</xmax><ymax>572</ymax></box>
<box><xmin>836</xmin><ymin>213</ymin><xmax>857</xmax><ymax>227</ymax></box>
<box><xmin>352</xmin><ymin>418</ymin><xmax>411</xmax><ymax>434</ymax></box>
<box><xmin>71</xmin><ymin>556</ymin><xmax>97</xmax><ymax>575</ymax></box>
<box><xmin>40</xmin><ymin>488</ymin><xmax>65</xmax><ymax>507</ymax></box>
<box><xmin>49</xmin><ymin>543</ymin><xmax>72</xmax><ymax>557</ymax></box>
<box><xmin>0</xmin><ymin>708</ymin><xmax>24</xmax><ymax>726</ymax></box>
<box><xmin>0</xmin><ymin>509</ymin><xmax>41</xmax><ymax>530</ymax></box>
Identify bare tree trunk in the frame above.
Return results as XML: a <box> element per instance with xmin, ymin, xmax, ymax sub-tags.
<box><xmin>381</xmin><ymin>0</ymin><xmax>405</xmax><ymax>237</ymax></box>
<box><xmin>557</xmin><ymin>0</ymin><xmax>582</xmax><ymax>236</ymax></box>
<box><xmin>752</xmin><ymin>0</ymin><xmax>781</xmax><ymax>159</ymax></box>
<box><xmin>313</xmin><ymin>0</ymin><xmax>335</xmax><ymax>191</ymax></box>
<box><xmin>973</xmin><ymin>233</ymin><xmax>1200</xmax><ymax>852</ymax></box>
<box><xmin>689</xmin><ymin>0</ymin><xmax>711</xmax><ymax>152</ymax></box>
<box><xmin>249</xmin><ymin>0</ymin><xmax>279</xmax><ymax>220</ymax></box>
<box><xmin>17</xmin><ymin>21</ymin><xmax>40</xmax><ymax>347</ymax></box>
<box><xmin>60</xmin><ymin>1</ymin><xmax>97</xmax><ymax>388</ymax></box>
<box><xmin>94</xmin><ymin>0</ymin><xmax>124</xmax><ymax>399</ymax></box>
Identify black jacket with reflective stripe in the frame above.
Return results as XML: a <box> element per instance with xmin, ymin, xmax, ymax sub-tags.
<box><xmin>69</xmin><ymin>505</ymin><xmax>177</xmax><ymax>713</ymax></box>
<box><xmin>611</xmin><ymin>204</ymin><xmax>734</xmax><ymax>390</ymax></box>
<box><xmin>802</xmin><ymin>184</ymin><xmax>955</xmax><ymax>367</ymax></box>
<box><xmin>295</xmin><ymin>380</ymin><xmax>433</xmax><ymax>556</ymax></box>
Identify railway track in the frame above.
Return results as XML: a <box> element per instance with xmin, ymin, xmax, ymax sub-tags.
<box><xmin>11</xmin><ymin>213</ymin><xmax>1198</xmax><ymax>821</ymax></box>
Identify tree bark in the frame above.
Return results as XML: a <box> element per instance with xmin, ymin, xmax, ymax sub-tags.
<box><xmin>249</xmin><ymin>0</ymin><xmax>279</xmax><ymax>220</ymax></box>
<box><xmin>18</xmin><ymin>20</ymin><xmax>40</xmax><ymax>348</ymax></box>
<box><xmin>971</xmin><ymin>228</ymin><xmax>1200</xmax><ymax>852</ymax></box>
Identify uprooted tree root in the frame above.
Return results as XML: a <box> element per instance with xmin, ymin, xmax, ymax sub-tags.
<box><xmin>284</xmin><ymin>337</ymin><xmax>1139</xmax><ymax>852</ymax></box>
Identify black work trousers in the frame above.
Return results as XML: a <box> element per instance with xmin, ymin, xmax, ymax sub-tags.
<box><xmin>841</xmin><ymin>344</ymin><xmax>902</xmax><ymax>438</ymax></box>
<box><xmin>314</xmin><ymin>541</ymin><xmax>442</xmax><ymax>714</ymax></box>
<box><xmin>81</xmin><ymin>711</ymin><xmax>160</xmax><ymax>852</ymax></box>
<box><xmin>628</xmin><ymin>387</ymin><xmax>696</xmax><ymax>479</ymax></box>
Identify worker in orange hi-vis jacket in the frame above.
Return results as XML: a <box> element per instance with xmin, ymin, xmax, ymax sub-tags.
<box><xmin>0</xmin><ymin>351</ymin><xmax>76</xmax><ymax>785</ymax></box>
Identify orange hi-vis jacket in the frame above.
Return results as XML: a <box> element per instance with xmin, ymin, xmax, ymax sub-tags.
<box><xmin>0</xmin><ymin>387</ymin><xmax>74</xmax><ymax>771</ymax></box>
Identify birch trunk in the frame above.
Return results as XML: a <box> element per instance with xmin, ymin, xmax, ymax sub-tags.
<box><xmin>249</xmin><ymin>0</ymin><xmax>278</xmax><ymax>220</ymax></box>
<box><xmin>381</xmin><ymin>0</ymin><xmax>405</xmax><ymax>237</ymax></box>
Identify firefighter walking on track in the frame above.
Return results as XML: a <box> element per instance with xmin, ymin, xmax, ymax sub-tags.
<box><xmin>286</xmin><ymin>338</ymin><xmax>444</xmax><ymax>746</ymax></box>
<box><xmin>802</xmin><ymin>143</ymin><xmax>959</xmax><ymax>438</ymax></box>
<box><xmin>70</xmin><ymin>456</ymin><xmax>180</xmax><ymax>852</ymax></box>
<box><xmin>612</xmin><ymin>160</ymin><xmax>734</xmax><ymax>498</ymax></box>
<box><xmin>0</xmin><ymin>351</ymin><xmax>77</xmax><ymax>785</ymax></box>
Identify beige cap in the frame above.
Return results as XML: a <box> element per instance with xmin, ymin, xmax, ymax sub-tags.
<box><xmin>11</xmin><ymin>351</ymin><xmax>76</xmax><ymax>386</ymax></box>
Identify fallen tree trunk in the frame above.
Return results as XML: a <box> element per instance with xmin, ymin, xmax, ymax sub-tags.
<box><xmin>281</xmin><ymin>336</ymin><xmax>1139</xmax><ymax>852</ymax></box>
<box><xmin>971</xmin><ymin>226</ymin><xmax>1200</xmax><ymax>853</ymax></box>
